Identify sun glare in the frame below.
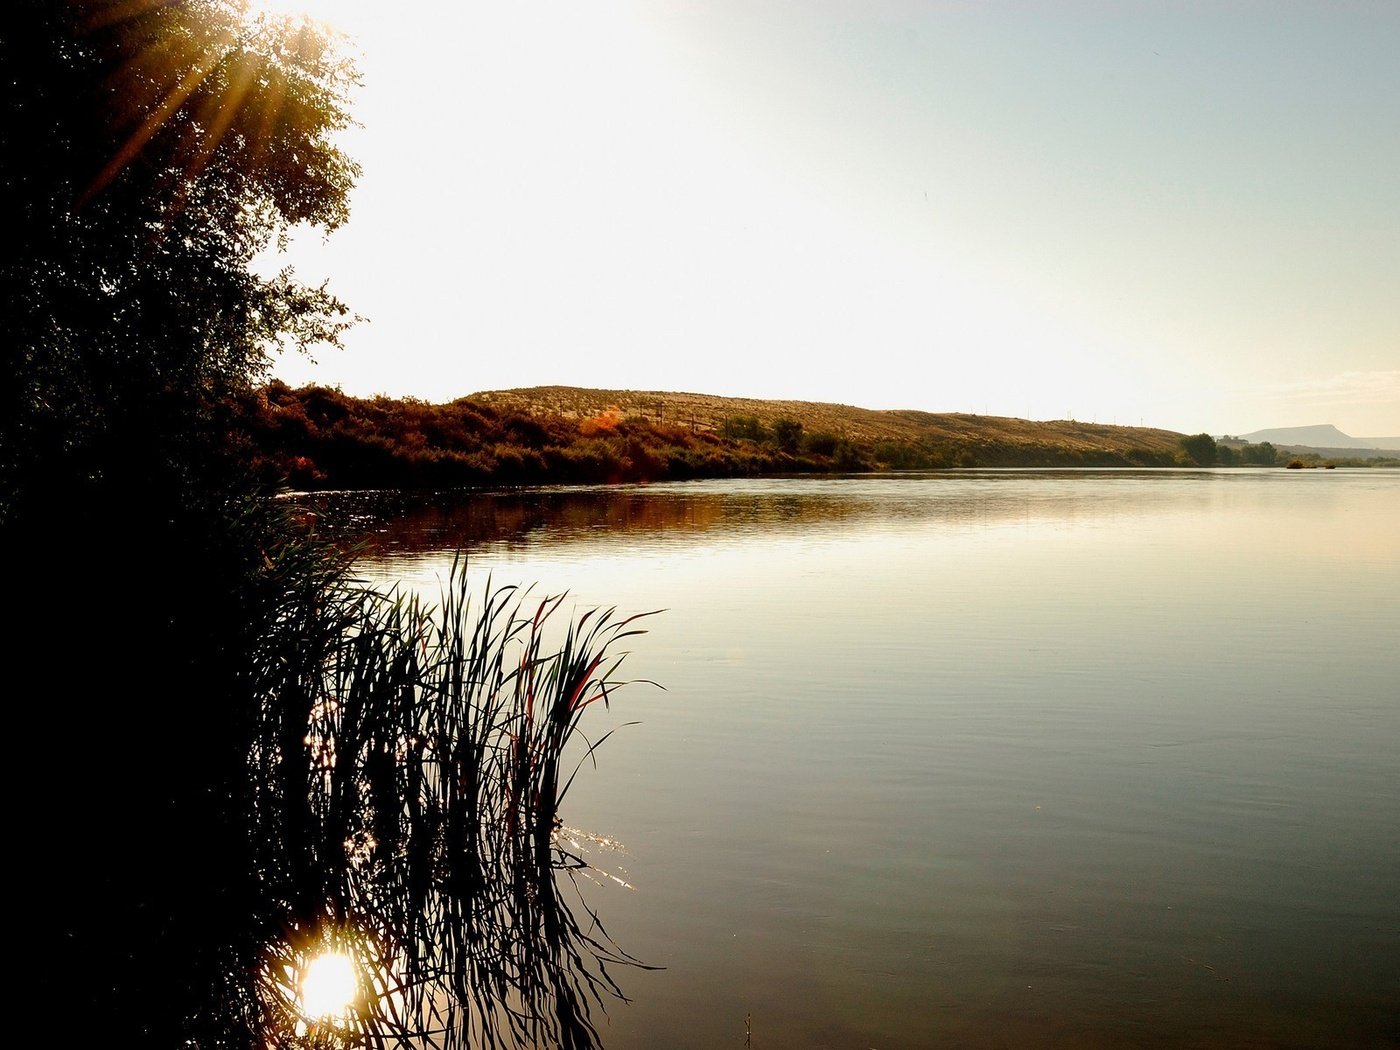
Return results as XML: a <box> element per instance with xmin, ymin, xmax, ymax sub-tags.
<box><xmin>299</xmin><ymin>951</ymin><xmax>359</xmax><ymax>1021</ymax></box>
<box><xmin>240</xmin><ymin>0</ymin><xmax>349</xmax><ymax>30</ymax></box>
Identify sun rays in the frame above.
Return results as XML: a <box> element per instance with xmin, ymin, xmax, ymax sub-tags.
<box><xmin>75</xmin><ymin>0</ymin><xmax>356</xmax><ymax>214</ymax></box>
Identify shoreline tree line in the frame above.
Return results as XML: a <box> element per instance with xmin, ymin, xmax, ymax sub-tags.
<box><xmin>228</xmin><ymin>384</ymin><xmax>1395</xmax><ymax>492</ymax></box>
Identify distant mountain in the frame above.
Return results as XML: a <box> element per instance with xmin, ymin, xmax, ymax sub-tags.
<box><xmin>1236</xmin><ymin>424</ymin><xmax>1400</xmax><ymax>451</ymax></box>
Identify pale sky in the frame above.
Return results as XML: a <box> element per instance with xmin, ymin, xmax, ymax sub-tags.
<box><xmin>259</xmin><ymin>0</ymin><xmax>1399</xmax><ymax>437</ymax></box>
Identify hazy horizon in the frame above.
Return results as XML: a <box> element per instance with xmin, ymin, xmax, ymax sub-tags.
<box><xmin>256</xmin><ymin>1</ymin><xmax>1399</xmax><ymax>437</ymax></box>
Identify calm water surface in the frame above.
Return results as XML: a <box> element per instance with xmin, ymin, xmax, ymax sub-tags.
<box><xmin>331</xmin><ymin>469</ymin><xmax>1399</xmax><ymax>1049</ymax></box>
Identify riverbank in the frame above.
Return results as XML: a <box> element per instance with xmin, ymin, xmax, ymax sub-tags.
<box><xmin>236</xmin><ymin>383</ymin><xmax>1194</xmax><ymax>489</ymax></box>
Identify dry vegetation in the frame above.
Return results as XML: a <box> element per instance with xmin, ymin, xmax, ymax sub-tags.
<box><xmin>474</xmin><ymin>386</ymin><xmax>1184</xmax><ymax>457</ymax></box>
<box><xmin>236</xmin><ymin>383</ymin><xmax>1187</xmax><ymax>491</ymax></box>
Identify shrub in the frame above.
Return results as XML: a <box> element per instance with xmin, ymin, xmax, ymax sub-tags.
<box><xmin>1178</xmin><ymin>433</ymin><xmax>1219</xmax><ymax>466</ymax></box>
<box><xmin>719</xmin><ymin>415</ymin><xmax>768</xmax><ymax>442</ymax></box>
<box><xmin>772</xmin><ymin>417</ymin><xmax>804</xmax><ymax>452</ymax></box>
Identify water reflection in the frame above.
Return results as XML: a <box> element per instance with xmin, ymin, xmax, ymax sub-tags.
<box><xmin>247</xmin><ymin>560</ymin><xmax>655</xmax><ymax>1049</ymax></box>
<box><xmin>299</xmin><ymin>470</ymin><xmax>1400</xmax><ymax>1049</ymax></box>
<box><xmin>295</xmin><ymin>469</ymin><xmax>1253</xmax><ymax>560</ymax></box>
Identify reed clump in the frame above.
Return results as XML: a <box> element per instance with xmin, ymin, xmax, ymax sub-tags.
<box><xmin>242</xmin><ymin>550</ymin><xmax>657</xmax><ymax>1050</ymax></box>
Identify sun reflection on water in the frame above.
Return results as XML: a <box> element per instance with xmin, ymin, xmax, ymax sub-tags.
<box><xmin>299</xmin><ymin>951</ymin><xmax>358</xmax><ymax>1022</ymax></box>
<box><xmin>260</xmin><ymin>930</ymin><xmax>388</xmax><ymax>1046</ymax></box>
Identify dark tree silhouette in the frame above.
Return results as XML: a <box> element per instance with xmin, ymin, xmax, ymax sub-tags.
<box><xmin>3</xmin><ymin>2</ymin><xmax>359</xmax><ymax>1044</ymax></box>
<box><xmin>3</xmin><ymin>0</ymin><xmax>358</xmax><ymax>527</ymax></box>
<box><xmin>5</xmin><ymin>9</ymin><xmax>649</xmax><ymax>1049</ymax></box>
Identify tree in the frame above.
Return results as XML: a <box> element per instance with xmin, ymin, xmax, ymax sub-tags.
<box><xmin>7</xmin><ymin>11</ymin><xmax>646</xmax><ymax>1048</ymax></box>
<box><xmin>772</xmin><ymin>416</ymin><xmax>804</xmax><ymax>453</ymax></box>
<box><xmin>4</xmin><ymin>3</ymin><xmax>361</xmax><ymax>1043</ymax></box>
<box><xmin>719</xmin><ymin>414</ymin><xmax>767</xmax><ymax>441</ymax></box>
<box><xmin>1241</xmin><ymin>440</ymin><xmax>1279</xmax><ymax>466</ymax></box>
<box><xmin>1178</xmin><ymin>432</ymin><xmax>1219</xmax><ymax>466</ymax></box>
<box><xmin>3</xmin><ymin>0</ymin><xmax>359</xmax><ymax>528</ymax></box>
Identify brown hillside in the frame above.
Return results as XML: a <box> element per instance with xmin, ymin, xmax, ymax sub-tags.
<box><xmin>470</xmin><ymin>386</ymin><xmax>1184</xmax><ymax>460</ymax></box>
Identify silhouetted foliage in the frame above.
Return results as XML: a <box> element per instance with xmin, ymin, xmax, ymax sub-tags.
<box><xmin>248</xmin><ymin>556</ymin><xmax>656</xmax><ymax>1050</ymax></box>
<box><xmin>8</xmin><ymin>8</ymin><xmax>663</xmax><ymax>1046</ymax></box>
<box><xmin>3</xmin><ymin>0</ymin><xmax>358</xmax><ymax>528</ymax></box>
<box><xmin>3</xmin><ymin>2</ymin><xmax>360</xmax><ymax>1044</ymax></box>
<box><xmin>1178</xmin><ymin>433</ymin><xmax>1220</xmax><ymax>466</ymax></box>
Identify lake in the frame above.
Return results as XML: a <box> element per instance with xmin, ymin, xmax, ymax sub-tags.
<box><xmin>326</xmin><ymin>468</ymin><xmax>1399</xmax><ymax>1049</ymax></box>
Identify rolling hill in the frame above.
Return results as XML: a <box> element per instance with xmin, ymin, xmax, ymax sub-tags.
<box><xmin>236</xmin><ymin>383</ymin><xmax>1214</xmax><ymax>491</ymax></box>
<box><xmin>471</xmin><ymin>386</ymin><xmax>1186</xmax><ymax>463</ymax></box>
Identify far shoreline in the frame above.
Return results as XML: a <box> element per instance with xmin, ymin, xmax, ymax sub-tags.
<box><xmin>236</xmin><ymin>383</ymin><xmax>1399</xmax><ymax>493</ymax></box>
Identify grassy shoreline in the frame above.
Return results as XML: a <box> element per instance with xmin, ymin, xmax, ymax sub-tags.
<box><xmin>236</xmin><ymin>383</ymin><xmax>1194</xmax><ymax>490</ymax></box>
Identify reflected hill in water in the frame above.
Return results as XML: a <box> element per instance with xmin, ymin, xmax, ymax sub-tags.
<box><xmin>292</xmin><ymin>470</ymin><xmax>1218</xmax><ymax>558</ymax></box>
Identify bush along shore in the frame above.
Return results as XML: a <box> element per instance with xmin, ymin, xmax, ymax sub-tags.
<box><xmin>234</xmin><ymin>382</ymin><xmax>1207</xmax><ymax>489</ymax></box>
